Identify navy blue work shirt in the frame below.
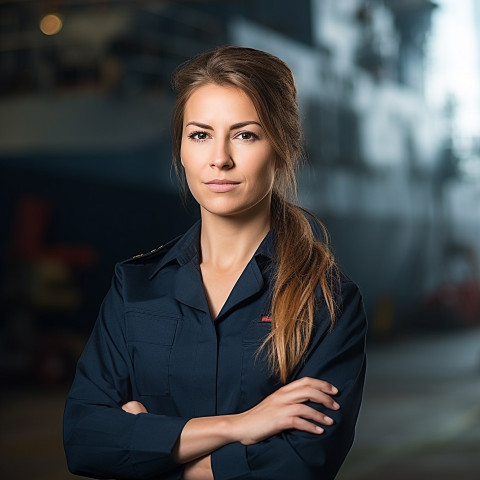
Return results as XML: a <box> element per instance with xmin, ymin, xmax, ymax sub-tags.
<box><xmin>63</xmin><ymin>221</ymin><xmax>367</xmax><ymax>480</ymax></box>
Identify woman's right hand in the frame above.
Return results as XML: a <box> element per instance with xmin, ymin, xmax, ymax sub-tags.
<box><xmin>232</xmin><ymin>376</ymin><xmax>339</xmax><ymax>445</ymax></box>
<box><xmin>167</xmin><ymin>377</ymin><xmax>339</xmax><ymax>466</ymax></box>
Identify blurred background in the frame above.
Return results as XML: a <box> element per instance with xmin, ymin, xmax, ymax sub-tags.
<box><xmin>0</xmin><ymin>0</ymin><xmax>479</xmax><ymax>479</ymax></box>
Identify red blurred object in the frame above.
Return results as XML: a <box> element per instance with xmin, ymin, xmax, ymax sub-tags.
<box><xmin>421</xmin><ymin>281</ymin><xmax>480</xmax><ymax>328</ymax></box>
<box><xmin>9</xmin><ymin>195</ymin><xmax>97</xmax><ymax>267</ymax></box>
<box><xmin>10</xmin><ymin>196</ymin><xmax>50</xmax><ymax>260</ymax></box>
<box><xmin>1</xmin><ymin>195</ymin><xmax>97</xmax><ymax>384</ymax></box>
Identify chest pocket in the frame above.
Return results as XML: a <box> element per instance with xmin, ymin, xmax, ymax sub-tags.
<box><xmin>241</xmin><ymin>319</ymin><xmax>280</xmax><ymax>409</ymax></box>
<box><xmin>126</xmin><ymin>309</ymin><xmax>180</xmax><ymax>396</ymax></box>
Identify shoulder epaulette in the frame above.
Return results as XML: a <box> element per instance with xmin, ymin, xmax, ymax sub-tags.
<box><xmin>128</xmin><ymin>245</ymin><xmax>165</xmax><ymax>261</ymax></box>
<box><xmin>121</xmin><ymin>234</ymin><xmax>182</xmax><ymax>265</ymax></box>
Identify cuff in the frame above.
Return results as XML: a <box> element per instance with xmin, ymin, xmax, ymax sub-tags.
<box><xmin>211</xmin><ymin>442</ymin><xmax>251</xmax><ymax>480</ymax></box>
<box><xmin>130</xmin><ymin>413</ymin><xmax>189</xmax><ymax>478</ymax></box>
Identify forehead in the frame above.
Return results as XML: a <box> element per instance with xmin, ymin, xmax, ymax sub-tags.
<box><xmin>183</xmin><ymin>84</ymin><xmax>259</xmax><ymax>123</ymax></box>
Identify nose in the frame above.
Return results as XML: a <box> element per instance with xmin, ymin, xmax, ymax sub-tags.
<box><xmin>210</xmin><ymin>139</ymin><xmax>233</xmax><ymax>169</ymax></box>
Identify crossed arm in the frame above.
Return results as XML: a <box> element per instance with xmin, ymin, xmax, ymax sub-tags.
<box><xmin>122</xmin><ymin>376</ymin><xmax>339</xmax><ymax>480</ymax></box>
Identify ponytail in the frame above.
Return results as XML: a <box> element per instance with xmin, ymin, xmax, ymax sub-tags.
<box><xmin>263</xmin><ymin>193</ymin><xmax>339</xmax><ymax>384</ymax></box>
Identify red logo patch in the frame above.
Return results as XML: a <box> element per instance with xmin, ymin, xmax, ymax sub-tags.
<box><xmin>261</xmin><ymin>315</ymin><xmax>272</xmax><ymax>322</ymax></box>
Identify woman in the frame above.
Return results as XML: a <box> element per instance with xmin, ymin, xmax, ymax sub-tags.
<box><xmin>64</xmin><ymin>46</ymin><xmax>367</xmax><ymax>480</ymax></box>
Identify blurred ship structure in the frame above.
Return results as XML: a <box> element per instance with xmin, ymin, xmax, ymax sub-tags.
<box><xmin>1</xmin><ymin>0</ymin><xmax>479</xmax><ymax>341</ymax></box>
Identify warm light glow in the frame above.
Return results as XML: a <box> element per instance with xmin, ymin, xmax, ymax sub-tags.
<box><xmin>40</xmin><ymin>14</ymin><xmax>63</xmax><ymax>36</ymax></box>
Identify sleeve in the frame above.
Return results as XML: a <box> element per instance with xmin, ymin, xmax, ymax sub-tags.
<box><xmin>63</xmin><ymin>263</ymin><xmax>190</xmax><ymax>480</ymax></box>
<box><xmin>210</xmin><ymin>280</ymin><xmax>367</xmax><ymax>480</ymax></box>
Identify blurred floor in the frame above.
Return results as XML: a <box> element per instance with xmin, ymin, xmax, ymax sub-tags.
<box><xmin>338</xmin><ymin>326</ymin><xmax>480</xmax><ymax>480</ymax></box>
<box><xmin>0</xmin><ymin>385</ymin><xmax>87</xmax><ymax>480</ymax></box>
<box><xmin>1</xmin><ymin>328</ymin><xmax>479</xmax><ymax>480</ymax></box>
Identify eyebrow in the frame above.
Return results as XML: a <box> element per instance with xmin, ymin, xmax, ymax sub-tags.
<box><xmin>185</xmin><ymin>121</ymin><xmax>263</xmax><ymax>130</ymax></box>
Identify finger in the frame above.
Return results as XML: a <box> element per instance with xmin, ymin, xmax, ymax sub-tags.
<box><xmin>303</xmin><ymin>377</ymin><xmax>339</xmax><ymax>394</ymax></box>
<box><xmin>291</xmin><ymin>404</ymin><xmax>335</xmax><ymax>426</ymax></box>
<box><xmin>303</xmin><ymin>387</ymin><xmax>340</xmax><ymax>410</ymax></box>
<box><xmin>122</xmin><ymin>405</ymin><xmax>134</xmax><ymax>413</ymax></box>
<box><xmin>287</xmin><ymin>377</ymin><xmax>338</xmax><ymax>395</ymax></box>
<box><xmin>122</xmin><ymin>401</ymin><xmax>147</xmax><ymax>414</ymax></box>
<box><xmin>289</xmin><ymin>416</ymin><xmax>325</xmax><ymax>435</ymax></box>
<box><xmin>283</xmin><ymin>385</ymin><xmax>339</xmax><ymax>410</ymax></box>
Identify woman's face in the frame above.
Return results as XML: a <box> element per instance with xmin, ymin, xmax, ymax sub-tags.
<box><xmin>181</xmin><ymin>83</ymin><xmax>276</xmax><ymax>220</ymax></box>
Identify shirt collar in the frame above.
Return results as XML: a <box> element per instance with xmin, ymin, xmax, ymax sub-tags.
<box><xmin>148</xmin><ymin>220</ymin><xmax>276</xmax><ymax>280</ymax></box>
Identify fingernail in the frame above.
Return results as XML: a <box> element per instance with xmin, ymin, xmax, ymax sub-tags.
<box><xmin>325</xmin><ymin>416</ymin><xmax>333</xmax><ymax>424</ymax></box>
<box><xmin>316</xmin><ymin>426</ymin><xmax>324</xmax><ymax>433</ymax></box>
<box><xmin>331</xmin><ymin>386</ymin><xmax>338</xmax><ymax>394</ymax></box>
<box><xmin>333</xmin><ymin>401</ymin><xmax>340</xmax><ymax>409</ymax></box>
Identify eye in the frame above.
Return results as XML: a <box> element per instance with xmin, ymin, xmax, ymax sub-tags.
<box><xmin>235</xmin><ymin>131</ymin><xmax>259</xmax><ymax>141</ymax></box>
<box><xmin>188</xmin><ymin>131</ymin><xmax>209</xmax><ymax>142</ymax></box>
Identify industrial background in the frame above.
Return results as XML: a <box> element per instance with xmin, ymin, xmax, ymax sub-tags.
<box><xmin>1</xmin><ymin>1</ymin><xmax>479</xmax><ymax>479</ymax></box>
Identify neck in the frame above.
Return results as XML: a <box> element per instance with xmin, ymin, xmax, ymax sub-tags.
<box><xmin>199</xmin><ymin>200</ymin><xmax>271</xmax><ymax>270</ymax></box>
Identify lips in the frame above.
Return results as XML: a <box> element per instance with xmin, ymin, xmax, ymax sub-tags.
<box><xmin>205</xmin><ymin>179</ymin><xmax>240</xmax><ymax>193</ymax></box>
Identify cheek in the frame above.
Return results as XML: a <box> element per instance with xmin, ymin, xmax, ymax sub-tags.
<box><xmin>180</xmin><ymin>144</ymin><xmax>197</xmax><ymax>176</ymax></box>
<box><xmin>180</xmin><ymin>136</ymin><xmax>196</xmax><ymax>162</ymax></box>
<box><xmin>179</xmin><ymin>139</ymin><xmax>188</xmax><ymax>166</ymax></box>
<box><xmin>257</xmin><ymin>158</ymin><xmax>276</xmax><ymax>187</ymax></box>
<box><xmin>182</xmin><ymin>166</ymin><xmax>196</xmax><ymax>191</ymax></box>
<box><xmin>181</xmin><ymin>162</ymin><xmax>203</xmax><ymax>202</ymax></box>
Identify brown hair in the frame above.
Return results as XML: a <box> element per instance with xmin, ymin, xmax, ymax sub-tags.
<box><xmin>172</xmin><ymin>46</ymin><xmax>339</xmax><ymax>383</ymax></box>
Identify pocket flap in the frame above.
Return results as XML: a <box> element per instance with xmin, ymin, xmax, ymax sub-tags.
<box><xmin>242</xmin><ymin>317</ymin><xmax>272</xmax><ymax>344</ymax></box>
<box><xmin>126</xmin><ymin>309</ymin><xmax>179</xmax><ymax>345</ymax></box>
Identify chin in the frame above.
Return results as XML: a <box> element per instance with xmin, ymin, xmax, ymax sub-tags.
<box><xmin>201</xmin><ymin>207</ymin><xmax>244</xmax><ymax>218</ymax></box>
<box><xmin>202</xmin><ymin>201</ymin><xmax>269</xmax><ymax>220</ymax></box>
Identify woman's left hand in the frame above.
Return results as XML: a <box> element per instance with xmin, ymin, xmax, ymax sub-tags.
<box><xmin>121</xmin><ymin>401</ymin><xmax>148</xmax><ymax>414</ymax></box>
